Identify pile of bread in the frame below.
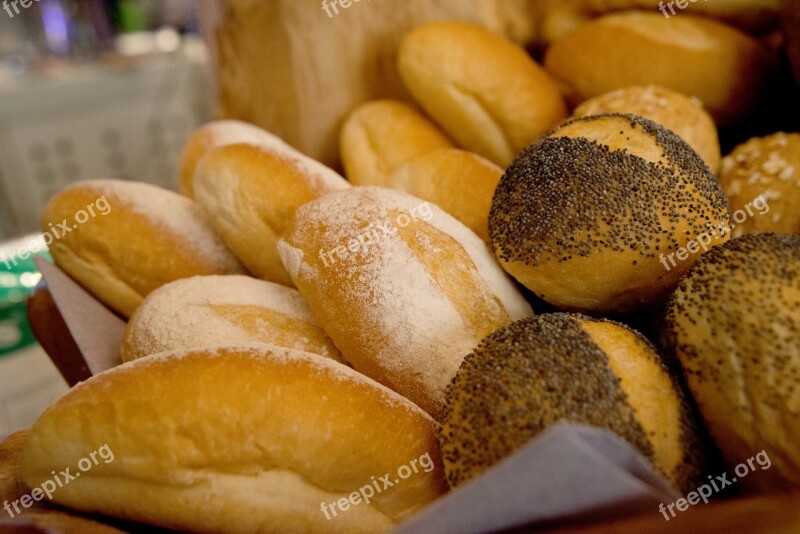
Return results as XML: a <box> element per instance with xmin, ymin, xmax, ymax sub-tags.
<box><xmin>13</xmin><ymin>3</ymin><xmax>800</xmax><ymax>533</ymax></box>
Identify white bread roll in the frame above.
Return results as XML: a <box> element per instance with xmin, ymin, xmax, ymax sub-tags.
<box><xmin>398</xmin><ymin>21</ymin><xmax>567</xmax><ymax>167</ymax></box>
<box><xmin>20</xmin><ymin>345</ymin><xmax>447</xmax><ymax>533</ymax></box>
<box><xmin>122</xmin><ymin>275</ymin><xmax>345</xmax><ymax>364</ymax></box>
<box><xmin>544</xmin><ymin>12</ymin><xmax>775</xmax><ymax>125</ymax></box>
<box><xmin>340</xmin><ymin>100</ymin><xmax>453</xmax><ymax>187</ymax></box>
<box><xmin>192</xmin><ymin>142</ymin><xmax>350</xmax><ymax>286</ymax></box>
<box><xmin>41</xmin><ymin>180</ymin><xmax>245</xmax><ymax>318</ymax></box>
<box><xmin>278</xmin><ymin>186</ymin><xmax>533</xmax><ymax>420</ymax></box>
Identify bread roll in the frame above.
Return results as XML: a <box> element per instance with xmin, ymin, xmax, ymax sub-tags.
<box><xmin>278</xmin><ymin>186</ymin><xmax>532</xmax><ymax>420</ymax></box>
<box><xmin>398</xmin><ymin>21</ymin><xmax>567</xmax><ymax>167</ymax></box>
<box><xmin>664</xmin><ymin>234</ymin><xmax>800</xmax><ymax>491</ymax></box>
<box><xmin>340</xmin><ymin>100</ymin><xmax>453</xmax><ymax>187</ymax></box>
<box><xmin>442</xmin><ymin>314</ymin><xmax>710</xmax><ymax>493</ymax></box>
<box><xmin>718</xmin><ymin>132</ymin><xmax>800</xmax><ymax>236</ymax></box>
<box><xmin>387</xmin><ymin>148</ymin><xmax>503</xmax><ymax>243</ymax></box>
<box><xmin>573</xmin><ymin>85</ymin><xmax>720</xmax><ymax>172</ymax></box>
<box><xmin>122</xmin><ymin>275</ymin><xmax>345</xmax><ymax>364</ymax></box>
<box><xmin>489</xmin><ymin>113</ymin><xmax>731</xmax><ymax>312</ymax></box>
<box><xmin>544</xmin><ymin>12</ymin><xmax>775</xmax><ymax>125</ymax></box>
<box><xmin>41</xmin><ymin>180</ymin><xmax>245</xmax><ymax>318</ymax></box>
<box><xmin>192</xmin><ymin>143</ymin><xmax>350</xmax><ymax>286</ymax></box>
<box><xmin>178</xmin><ymin>119</ymin><xmax>286</xmax><ymax>198</ymax></box>
<box><xmin>20</xmin><ymin>345</ymin><xmax>447</xmax><ymax>533</ymax></box>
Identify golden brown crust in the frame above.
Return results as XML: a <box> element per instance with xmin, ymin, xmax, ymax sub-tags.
<box><xmin>41</xmin><ymin>180</ymin><xmax>245</xmax><ymax>318</ymax></box>
<box><xmin>544</xmin><ymin>12</ymin><xmax>775</xmax><ymax>125</ymax></box>
<box><xmin>717</xmin><ymin>133</ymin><xmax>800</xmax><ymax>236</ymax></box>
<box><xmin>20</xmin><ymin>346</ymin><xmax>448</xmax><ymax>533</ymax></box>
<box><xmin>573</xmin><ymin>85</ymin><xmax>720</xmax><ymax>172</ymax></box>
<box><xmin>278</xmin><ymin>186</ymin><xmax>532</xmax><ymax>420</ymax></box>
<box><xmin>489</xmin><ymin>113</ymin><xmax>731</xmax><ymax>312</ymax></box>
<box><xmin>192</xmin><ymin>143</ymin><xmax>349</xmax><ymax>285</ymax></box>
<box><xmin>340</xmin><ymin>100</ymin><xmax>453</xmax><ymax>187</ymax></box>
<box><xmin>387</xmin><ymin>148</ymin><xmax>502</xmax><ymax>243</ymax></box>
<box><xmin>121</xmin><ymin>275</ymin><xmax>346</xmax><ymax>364</ymax></box>
<box><xmin>664</xmin><ymin>234</ymin><xmax>800</xmax><ymax>491</ymax></box>
<box><xmin>441</xmin><ymin>314</ymin><xmax>708</xmax><ymax>492</ymax></box>
<box><xmin>398</xmin><ymin>21</ymin><xmax>567</xmax><ymax>167</ymax></box>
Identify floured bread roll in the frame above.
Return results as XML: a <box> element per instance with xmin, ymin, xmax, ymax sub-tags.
<box><xmin>20</xmin><ymin>345</ymin><xmax>448</xmax><ymax>533</ymax></box>
<box><xmin>41</xmin><ymin>180</ymin><xmax>244</xmax><ymax>318</ymax></box>
<box><xmin>193</xmin><ymin>142</ymin><xmax>350</xmax><ymax>285</ymax></box>
<box><xmin>278</xmin><ymin>186</ymin><xmax>533</xmax><ymax>420</ymax></box>
<box><xmin>122</xmin><ymin>275</ymin><xmax>345</xmax><ymax>364</ymax></box>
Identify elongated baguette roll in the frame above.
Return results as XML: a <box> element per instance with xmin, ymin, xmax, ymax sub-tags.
<box><xmin>193</xmin><ymin>143</ymin><xmax>350</xmax><ymax>286</ymax></box>
<box><xmin>178</xmin><ymin>119</ymin><xmax>287</xmax><ymax>197</ymax></box>
<box><xmin>340</xmin><ymin>100</ymin><xmax>453</xmax><ymax>187</ymax></box>
<box><xmin>41</xmin><ymin>180</ymin><xmax>245</xmax><ymax>318</ymax></box>
<box><xmin>387</xmin><ymin>148</ymin><xmax>503</xmax><ymax>243</ymax></box>
<box><xmin>122</xmin><ymin>275</ymin><xmax>345</xmax><ymax>364</ymax></box>
<box><xmin>398</xmin><ymin>21</ymin><xmax>567</xmax><ymax>167</ymax></box>
<box><xmin>544</xmin><ymin>12</ymin><xmax>775</xmax><ymax>125</ymax></box>
<box><xmin>278</xmin><ymin>187</ymin><xmax>533</xmax><ymax>420</ymax></box>
<box><xmin>20</xmin><ymin>345</ymin><xmax>448</xmax><ymax>533</ymax></box>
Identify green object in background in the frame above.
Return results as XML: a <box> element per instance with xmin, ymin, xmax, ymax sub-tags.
<box><xmin>117</xmin><ymin>0</ymin><xmax>149</xmax><ymax>33</ymax></box>
<box><xmin>0</xmin><ymin>246</ymin><xmax>51</xmax><ymax>358</ymax></box>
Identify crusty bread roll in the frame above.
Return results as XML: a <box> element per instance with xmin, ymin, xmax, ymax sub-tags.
<box><xmin>387</xmin><ymin>148</ymin><xmax>502</xmax><ymax>243</ymax></box>
<box><xmin>442</xmin><ymin>314</ymin><xmax>710</xmax><ymax>493</ymax></box>
<box><xmin>664</xmin><ymin>234</ymin><xmax>800</xmax><ymax>491</ymax></box>
<box><xmin>490</xmin><ymin>113</ymin><xmax>731</xmax><ymax>312</ymax></box>
<box><xmin>398</xmin><ymin>21</ymin><xmax>567</xmax><ymax>167</ymax></box>
<box><xmin>573</xmin><ymin>85</ymin><xmax>720</xmax><ymax>172</ymax></box>
<box><xmin>122</xmin><ymin>275</ymin><xmax>345</xmax><ymax>364</ymax></box>
<box><xmin>178</xmin><ymin>119</ymin><xmax>286</xmax><ymax>198</ymax></box>
<box><xmin>340</xmin><ymin>100</ymin><xmax>453</xmax><ymax>187</ymax></box>
<box><xmin>718</xmin><ymin>132</ymin><xmax>800</xmax><ymax>236</ymax></box>
<box><xmin>544</xmin><ymin>12</ymin><xmax>775</xmax><ymax>125</ymax></box>
<box><xmin>20</xmin><ymin>345</ymin><xmax>448</xmax><ymax>533</ymax></box>
<box><xmin>192</xmin><ymin>142</ymin><xmax>350</xmax><ymax>286</ymax></box>
<box><xmin>41</xmin><ymin>180</ymin><xmax>245</xmax><ymax>318</ymax></box>
<box><xmin>278</xmin><ymin>186</ymin><xmax>532</xmax><ymax>420</ymax></box>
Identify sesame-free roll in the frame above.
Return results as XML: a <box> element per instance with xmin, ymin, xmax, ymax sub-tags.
<box><xmin>192</xmin><ymin>142</ymin><xmax>350</xmax><ymax>286</ymax></box>
<box><xmin>122</xmin><ymin>275</ymin><xmax>346</xmax><ymax>364</ymax></box>
<box><xmin>20</xmin><ymin>345</ymin><xmax>448</xmax><ymax>533</ymax></box>
<box><xmin>398</xmin><ymin>21</ymin><xmax>567</xmax><ymax>167</ymax></box>
<box><xmin>664</xmin><ymin>234</ymin><xmax>800</xmax><ymax>490</ymax></box>
<box><xmin>442</xmin><ymin>314</ymin><xmax>710</xmax><ymax>493</ymax></box>
<box><xmin>340</xmin><ymin>100</ymin><xmax>453</xmax><ymax>187</ymax></box>
<box><xmin>41</xmin><ymin>180</ymin><xmax>245</xmax><ymax>318</ymax></box>
<box><xmin>278</xmin><ymin>187</ymin><xmax>532</xmax><ymax>420</ymax></box>
<box><xmin>490</xmin><ymin>113</ymin><xmax>731</xmax><ymax>312</ymax></box>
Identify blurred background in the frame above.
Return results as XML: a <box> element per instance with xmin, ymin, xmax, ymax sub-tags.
<box><xmin>0</xmin><ymin>0</ymin><xmax>208</xmax><ymax>434</ymax></box>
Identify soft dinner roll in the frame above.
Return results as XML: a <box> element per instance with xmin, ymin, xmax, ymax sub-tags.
<box><xmin>490</xmin><ymin>113</ymin><xmax>731</xmax><ymax>312</ymax></box>
<box><xmin>441</xmin><ymin>314</ymin><xmax>710</xmax><ymax>493</ymax></box>
<box><xmin>192</xmin><ymin>142</ymin><xmax>350</xmax><ymax>286</ymax></box>
<box><xmin>664</xmin><ymin>234</ymin><xmax>800</xmax><ymax>491</ymax></box>
<box><xmin>41</xmin><ymin>180</ymin><xmax>244</xmax><ymax>318</ymax></box>
<box><xmin>278</xmin><ymin>186</ymin><xmax>532</xmax><ymax>420</ymax></box>
<box><xmin>398</xmin><ymin>21</ymin><xmax>567</xmax><ymax>167</ymax></box>
<box><xmin>544</xmin><ymin>12</ymin><xmax>775</xmax><ymax>125</ymax></box>
<box><xmin>340</xmin><ymin>100</ymin><xmax>453</xmax><ymax>187</ymax></box>
<box><xmin>718</xmin><ymin>132</ymin><xmax>800</xmax><ymax>236</ymax></box>
<box><xmin>122</xmin><ymin>275</ymin><xmax>345</xmax><ymax>364</ymax></box>
<box><xmin>387</xmin><ymin>148</ymin><xmax>503</xmax><ymax>243</ymax></box>
<box><xmin>179</xmin><ymin>119</ymin><xmax>284</xmax><ymax>198</ymax></box>
<box><xmin>573</xmin><ymin>85</ymin><xmax>721</xmax><ymax>172</ymax></box>
<box><xmin>20</xmin><ymin>345</ymin><xmax>448</xmax><ymax>534</ymax></box>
